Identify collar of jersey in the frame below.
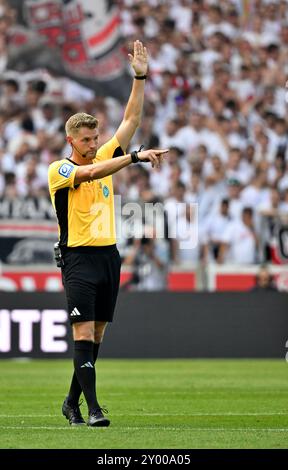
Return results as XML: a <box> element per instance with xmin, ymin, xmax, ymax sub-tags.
<box><xmin>66</xmin><ymin>158</ymin><xmax>80</xmax><ymax>166</ymax></box>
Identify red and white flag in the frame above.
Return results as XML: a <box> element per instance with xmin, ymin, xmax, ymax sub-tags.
<box><xmin>9</xmin><ymin>0</ymin><xmax>130</xmax><ymax>101</ymax></box>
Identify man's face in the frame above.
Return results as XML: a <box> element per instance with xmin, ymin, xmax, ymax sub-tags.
<box><xmin>242</xmin><ymin>211</ymin><xmax>253</xmax><ymax>227</ymax></box>
<box><xmin>221</xmin><ymin>202</ymin><xmax>229</xmax><ymax>216</ymax></box>
<box><xmin>68</xmin><ymin>126</ymin><xmax>99</xmax><ymax>159</ymax></box>
<box><xmin>142</xmin><ymin>239</ymin><xmax>154</xmax><ymax>256</ymax></box>
<box><xmin>228</xmin><ymin>184</ymin><xmax>241</xmax><ymax>198</ymax></box>
<box><xmin>258</xmin><ymin>270</ymin><xmax>270</xmax><ymax>287</ymax></box>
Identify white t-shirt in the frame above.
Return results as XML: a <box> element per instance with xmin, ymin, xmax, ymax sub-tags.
<box><xmin>221</xmin><ymin>219</ymin><xmax>256</xmax><ymax>264</ymax></box>
<box><xmin>169</xmin><ymin>4</ymin><xmax>193</xmax><ymax>34</ymax></box>
<box><xmin>240</xmin><ymin>186</ymin><xmax>269</xmax><ymax>210</ymax></box>
<box><xmin>204</xmin><ymin>213</ymin><xmax>231</xmax><ymax>243</ymax></box>
<box><xmin>227</xmin><ymin>198</ymin><xmax>244</xmax><ymax>220</ymax></box>
<box><xmin>278</xmin><ymin>173</ymin><xmax>288</xmax><ymax>192</ymax></box>
<box><xmin>172</xmin><ymin>213</ymin><xmax>201</xmax><ymax>265</ymax></box>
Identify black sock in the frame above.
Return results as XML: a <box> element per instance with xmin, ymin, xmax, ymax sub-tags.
<box><xmin>67</xmin><ymin>370</ymin><xmax>82</xmax><ymax>406</ymax></box>
<box><xmin>93</xmin><ymin>342</ymin><xmax>100</xmax><ymax>363</ymax></box>
<box><xmin>67</xmin><ymin>342</ymin><xmax>101</xmax><ymax>406</ymax></box>
<box><xmin>73</xmin><ymin>340</ymin><xmax>99</xmax><ymax>412</ymax></box>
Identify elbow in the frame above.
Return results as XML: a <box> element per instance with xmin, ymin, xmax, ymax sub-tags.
<box><xmin>75</xmin><ymin>165</ymin><xmax>104</xmax><ymax>184</ymax></box>
<box><xmin>133</xmin><ymin>117</ymin><xmax>141</xmax><ymax>128</ymax></box>
<box><xmin>89</xmin><ymin>167</ymin><xmax>102</xmax><ymax>180</ymax></box>
<box><xmin>88</xmin><ymin>167</ymin><xmax>95</xmax><ymax>180</ymax></box>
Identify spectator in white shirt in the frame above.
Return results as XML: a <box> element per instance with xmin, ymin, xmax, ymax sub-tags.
<box><xmin>159</xmin><ymin>118</ymin><xmax>184</xmax><ymax>151</ymax></box>
<box><xmin>172</xmin><ymin>203</ymin><xmax>201</xmax><ymax>266</ymax></box>
<box><xmin>225</xmin><ymin>177</ymin><xmax>244</xmax><ymax>220</ymax></box>
<box><xmin>219</xmin><ymin>207</ymin><xmax>258</xmax><ymax>264</ymax></box>
<box><xmin>203</xmin><ymin>198</ymin><xmax>231</xmax><ymax>262</ymax></box>
<box><xmin>226</xmin><ymin>147</ymin><xmax>250</xmax><ymax>185</ymax></box>
<box><xmin>241</xmin><ymin>169</ymin><xmax>270</xmax><ymax>210</ymax></box>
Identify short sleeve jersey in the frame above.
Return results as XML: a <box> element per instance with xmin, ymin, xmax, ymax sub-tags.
<box><xmin>48</xmin><ymin>135</ymin><xmax>123</xmax><ymax>247</ymax></box>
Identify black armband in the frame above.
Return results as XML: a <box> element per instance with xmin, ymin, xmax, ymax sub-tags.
<box><xmin>134</xmin><ymin>75</ymin><xmax>147</xmax><ymax>80</ymax></box>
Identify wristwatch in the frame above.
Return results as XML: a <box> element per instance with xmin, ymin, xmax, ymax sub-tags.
<box><xmin>131</xmin><ymin>150</ymin><xmax>140</xmax><ymax>163</ymax></box>
<box><xmin>131</xmin><ymin>145</ymin><xmax>145</xmax><ymax>163</ymax></box>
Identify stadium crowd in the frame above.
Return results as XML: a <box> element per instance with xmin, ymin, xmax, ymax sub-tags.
<box><xmin>0</xmin><ymin>0</ymin><xmax>288</xmax><ymax>279</ymax></box>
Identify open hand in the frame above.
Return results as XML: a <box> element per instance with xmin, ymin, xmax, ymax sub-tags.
<box><xmin>128</xmin><ymin>40</ymin><xmax>148</xmax><ymax>76</ymax></box>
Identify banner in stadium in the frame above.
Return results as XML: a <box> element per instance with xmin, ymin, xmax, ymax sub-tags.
<box><xmin>0</xmin><ymin>292</ymin><xmax>287</xmax><ymax>359</ymax></box>
<box><xmin>0</xmin><ymin>220</ymin><xmax>57</xmax><ymax>264</ymax></box>
<box><xmin>8</xmin><ymin>0</ymin><xmax>130</xmax><ymax>102</ymax></box>
<box><xmin>0</xmin><ymin>267</ymin><xmax>197</xmax><ymax>292</ymax></box>
<box><xmin>0</xmin><ymin>308</ymin><xmax>72</xmax><ymax>358</ymax></box>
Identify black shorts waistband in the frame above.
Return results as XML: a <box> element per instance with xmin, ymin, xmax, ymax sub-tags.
<box><xmin>61</xmin><ymin>244</ymin><xmax>117</xmax><ymax>254</ymax></box>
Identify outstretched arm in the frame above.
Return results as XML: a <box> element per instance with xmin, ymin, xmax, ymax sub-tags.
<box><xmin>115</xmin><ymin>40</ymin><xmax>148</xmax><ymax>152</ymax></box>
<box><xmin>74</xmin><ymin>149</ymin><xmax>169</xmax><ymax>184</ymax></box>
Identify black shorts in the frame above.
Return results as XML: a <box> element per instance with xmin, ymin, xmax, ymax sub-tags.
<box><xmin>61</xmin><ymin>244</ymin><xmax>121</xmax><ymax>325</ymax></box>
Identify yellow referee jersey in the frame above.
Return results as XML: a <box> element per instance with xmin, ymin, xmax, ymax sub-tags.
<box><xmin>48</xmin><ymin>135</ymin><xmax>123</xmax><ymax>247</ymax></box>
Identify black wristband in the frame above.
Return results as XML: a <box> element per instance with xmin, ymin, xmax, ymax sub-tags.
<box><xmin>131</xmin><ymin>150</ymin><xmax>140</xmax><ymax>163</ymax></box>
<box><xmin>134</xmin><ymin>75</ymin><xmax>147</xmax><ymax>80</ymax></box>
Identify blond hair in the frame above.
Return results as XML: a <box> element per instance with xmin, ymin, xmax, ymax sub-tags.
<box><xmin>65</xmin><ymin>112</ymin><xmax>98</xmax><ymax>137</ymax></box>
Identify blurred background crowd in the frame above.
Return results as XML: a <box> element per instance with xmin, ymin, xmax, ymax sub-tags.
<box><xmin>0</xmin><ymin>0</ymin><xmax>288</xmax><ymax>288</ymax></box>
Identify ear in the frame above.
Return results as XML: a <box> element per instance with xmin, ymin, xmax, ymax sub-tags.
<box><xmin>66</xmin><ymin>135</ymin><xmax>73</xmax><ymax>144</ymax></box>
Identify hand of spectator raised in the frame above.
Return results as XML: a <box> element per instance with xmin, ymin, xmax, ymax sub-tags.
<box><xmin>128</xmin><ymin>40</ymin><xmax>148</xmax><ymax>76</ymax></box>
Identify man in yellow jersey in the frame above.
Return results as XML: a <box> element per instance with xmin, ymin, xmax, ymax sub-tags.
<box><xmin>48</xmin><ymin>40</ymin><xmax>168</xmax><ymax>427</ymax></box>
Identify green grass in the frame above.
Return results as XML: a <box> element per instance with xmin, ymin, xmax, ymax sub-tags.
<box><xmin>0</xmin><ymin>359</ymin><xmax>287</xmax><ymax>449</ymax></box>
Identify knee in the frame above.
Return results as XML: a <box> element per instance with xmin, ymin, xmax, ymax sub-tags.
<box><xmin>73</xmin><ymin>322</ymin><xmax>94</xmax><ymax>342</ymax></box>
<box><xmin>94</xmin><ymin>334</ymin><xmax>104</xmax><ymax>343</ymax></box>
<box><xmin>77</xmin><ymin>334</ymin><xmax>94</xmax><ymax>342</ymax></box>
<box><xmin>94</xmin><ymin>322</ymin><xmax>108</xmax><ymax>343</ymax></box>
<box><xmin>94</xmin><ymin>330</ymin><xmax>105</xmax><ymax>343</ymax></box>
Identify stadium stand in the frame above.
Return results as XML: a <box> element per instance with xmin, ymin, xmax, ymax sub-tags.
<box><xmin>0</xmin><ymin>0</ymin><xmax>288</xmax><ymax>291</ymax></box>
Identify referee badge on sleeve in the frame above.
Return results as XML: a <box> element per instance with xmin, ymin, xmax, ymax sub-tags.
<box><xmin>58</xmin><ymin>163</ymin><xmax>74</xmax><ymax>178</ymax></box>
<box><xmin>103</xmin><ymin>185</ymin><xmax>110</xmax><ymax>198</ymax></box>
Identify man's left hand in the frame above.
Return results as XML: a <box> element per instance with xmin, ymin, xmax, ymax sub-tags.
<box><xmin>128</xmin><ymin>40</ymin><xmax>148</xmax><ymax>76</ymax></box>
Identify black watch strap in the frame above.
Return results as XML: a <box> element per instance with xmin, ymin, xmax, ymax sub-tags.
<box><xmin>131</xmin><ymin>150</ymin><xmax>140</xmax><ymax>163</ymax></box>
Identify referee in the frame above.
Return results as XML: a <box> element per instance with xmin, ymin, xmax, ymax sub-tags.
<box><xmin>48</xmin><ymin>40</ymin><xmax>168</xmax><ymax>427</ymax></box>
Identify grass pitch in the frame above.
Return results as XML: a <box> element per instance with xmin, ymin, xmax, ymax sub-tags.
<box><xmin>0</xmin><ymin>359</ymin><xmax>287</xmax><ymax>449</ymax></box>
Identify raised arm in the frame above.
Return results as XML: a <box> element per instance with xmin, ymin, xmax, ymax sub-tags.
<box><xmin>115</xmin><ymin>40</ymin><xmax>148</xmax><ymax>152</ymax></box>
